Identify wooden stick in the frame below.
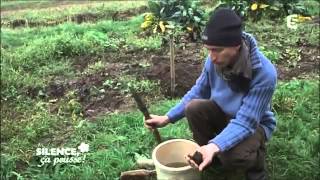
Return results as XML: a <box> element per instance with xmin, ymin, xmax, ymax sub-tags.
<box><xmin>131</xmin><ymin>92</ymin><xmax>162</xmax><ymax>144</ymax></box>
<box><xmin>169</xmin><ymin>35</ymin><xmax>175</xmax><ymax>97</ymax></box>
<box><xmin>120</xmin><ymin>169</ymin><xmax>156</xmax><ymax>180</ymax></box>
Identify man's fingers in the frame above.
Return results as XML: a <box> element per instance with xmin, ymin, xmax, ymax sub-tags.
<box><xmin>146</xmin><ymin>119</ymin><xmax>158</xmax><ymax>128</ymax></box>
<box><xmin>185</xmin><ymin>155</ymin><xmax>199</xmax><ymax>169</ymax></box>
<box><xmin>198</xmin><ymin>158</ymin><xmax>210</xmax><ymax>171</ymax></box>
<box><xmin>149</xmin><ymin>114</ymin><xmax>157</xmax><ymax>119</ymax></box>
<box><xmin>144</xmin><ymin>123</ymin><xmax>153</xmax><ymax>129</ymax></box>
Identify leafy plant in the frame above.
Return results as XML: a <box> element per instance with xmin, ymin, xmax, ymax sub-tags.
<box><xmin>103</xmin><ymin>76</ymin><xmax>159</xmax><ymax>94</ymax></box>
<box><xmin>280</xmin><ymin>48</ymin><xmax>301</xmax><ymax>68</ymax></box>
<box><xmin>216</xmin><ymin>0</ymin><xmax>250</xmax><ymax>19</ymax></box>
<box><xmin>82</xmin><ymin>61</ymin><xmax>106</xmax><ymax>75</ymax></box>
<box><xmin>259</xmin><ymin>46</ymin><xmax>280</xmax><ymax>64</ymax></box>
<box><xmin>217</xmin><ymin>0</ymin><xmax>312</xmax><ymax>21</ymax></box>
<box><xmin>141</xmin><ymin>0</ymin><xmax>206</xmax><ymax>41</ymax></box>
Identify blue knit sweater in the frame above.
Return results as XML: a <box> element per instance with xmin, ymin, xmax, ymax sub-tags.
<box><xmin>166</xmin><ymin>32</ymin><xmax>277</xmax><ymax>152</ymax></box>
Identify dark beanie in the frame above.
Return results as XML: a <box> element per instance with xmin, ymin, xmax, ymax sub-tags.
<box><xmin>202</xmin><ymin>8</ymin><xmax>242</xmax><ymax>46</ymax></box>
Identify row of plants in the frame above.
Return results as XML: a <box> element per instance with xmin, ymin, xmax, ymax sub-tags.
<box><xmin>215</xmin><ymin>0</ymin><xmax>319</xmax><ymax>21</ymax></box>
<box><xmin>1</xmin><ymin>0</ymin><xmax>60</xmax><ymax>11</ymax></box>
<box><xmin>1</xmin><ymin>1</ymin><xmax>147</xmax><ymax>28</ymax></box>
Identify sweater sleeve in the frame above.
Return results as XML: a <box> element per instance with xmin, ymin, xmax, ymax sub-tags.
<box><xmin>209</xmin><ymin>84</ymin><xmax>276</xmax><ymax>151</ymax></box>
<box><xmin>166</xmin><ymin>59</ymin><xmax>211</xmax><ymax>123</ymax></box>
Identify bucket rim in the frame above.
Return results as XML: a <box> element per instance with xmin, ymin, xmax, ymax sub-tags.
<box><xmin>152</xmin><ymin>138</ymin><xmax>200</xmax><ymax>172</ymax></box>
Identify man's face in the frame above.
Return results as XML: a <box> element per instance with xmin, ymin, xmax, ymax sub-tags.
<box><xmin>204</xmin><ymin>44</ymin><xmax>241</xmax><ymax>68</ymax></box>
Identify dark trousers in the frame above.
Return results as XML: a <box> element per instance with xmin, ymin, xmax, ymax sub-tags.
<box><xmin>185</xmin><ymin>99</ymin><xmax>267</xmax><ymax>180</ymax></box>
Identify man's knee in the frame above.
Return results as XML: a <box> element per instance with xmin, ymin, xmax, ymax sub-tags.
<box><xmin>185</xmin><ymin>99</ymin><xmax>217</xmax><ymax>117</ymax></box>
<box><xmin>185</xmin><ymin>99</ymin><xmax>203</xmax><ymax>117</ymax></box>
<box><xmin>219</xmin><ymin>126</ymin><xmax>266</xmax><ymax>168</ymax></box>
<box><xmin>218</xmin><ymin>150</ymin><xmax>257</xmax><ymax>170</ymax></box>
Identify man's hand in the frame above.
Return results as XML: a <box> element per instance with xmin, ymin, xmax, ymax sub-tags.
<box><xmin>185</xmin><ymin>143</ymin><xmax>220</xmax><ymax>171</ymax></box>
<box><xmin>144</xmin><ymin>115</ymin><xmax>170</xmax><ymax>129</ymax></box>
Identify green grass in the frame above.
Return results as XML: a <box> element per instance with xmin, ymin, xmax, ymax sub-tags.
<box><xmin>1</xmin><ymin>79</ymin><xmax>319</xmax><ymax>179</ymax></box>
<box><xmin>269</xmin><ymin>80</ymin><xmax>319</xmax><ymax>179</ymax></box>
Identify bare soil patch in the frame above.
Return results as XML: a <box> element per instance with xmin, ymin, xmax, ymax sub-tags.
<box><xmin>277</xmin><ymin>46</ymin><xmax>319</xmax><ymax>80</ymax></box>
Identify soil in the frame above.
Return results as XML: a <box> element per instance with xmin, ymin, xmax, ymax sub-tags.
<box><xmin>277</xmin><ymin>46</ymin><xmax>319</xmax><ymax>80</ymax></box>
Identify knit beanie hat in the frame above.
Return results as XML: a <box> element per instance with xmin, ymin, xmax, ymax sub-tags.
<box><xmin>202</xmin><ymin>8</ymin><xmax>242</xmax><ymax>46</ymax></box>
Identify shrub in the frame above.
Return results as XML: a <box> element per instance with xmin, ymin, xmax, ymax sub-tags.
<box><xmin>141</xmin><ymin>0</ymin><xmax>206</xmax><ymax>41</ymax></box>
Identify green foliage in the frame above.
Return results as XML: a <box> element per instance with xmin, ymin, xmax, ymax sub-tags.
<box><xmin>217</xmin><ymin>0</ymin><xmax>314</xmax><ymax>21</ymax></box>
<box><xmin>280</xmin><ymin>48</ymin><xmax>301</xmax><ymax>68</ymax></box>
<box><xmin>143</xmin><ymin>0</ymin><xmax>206</xmax><ymax>40</ymax></box>
<box><xmin>269</xmin><ymin>80</ymin><xmax>319</xmax><ymax>179</ymax></box>
<box><xmin>126</xmin><ymin>35</ymin><xmax>162</xmax><ymax>50</ymax></box>
<box><xmin>259</xmin><ymin>46</ymin><xmax>280</xmax><ymax>64</ymax></box>
<box><xmin>301</xmin><ymin>0</ymin><xmax>320</xmax><ymax>16</ymax></box>
<box><xmin>57</xmin><ymin>91</ymin><xmax>84</xmax><ymax>119</ymax></box>
<box><xmin>82</xmin><ymin>61</ymin><xmax>106</xmax><ymax>75</ymax></box>
<box><xmin>1</xmin><ymin>154</ymin><xmax>17</xmax><ymax>180</ymax></box>
<box><xmin>103</xmin><ymin>76</ymin><xmax>159</xmax><ymax>94</ymax></box>
<box><xmin>217</xmin><ymin>0</ymin><xmax>249</xmax><ymax>18</ymax></box>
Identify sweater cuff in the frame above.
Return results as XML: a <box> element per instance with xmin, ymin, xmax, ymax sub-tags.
<box><xmin>208</xmin><ymin>137</ymin><xmax>227</xmax><ymax>152</ymax></box>
<box><xmin>166</xmin><ymin>111</ymin><xmax>181</xmax><ymax>123</ymax></box>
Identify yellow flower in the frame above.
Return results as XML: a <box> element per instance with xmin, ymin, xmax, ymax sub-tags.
<box><xmin>297</xmin><ymin>15</ymin><xmax>312</xmax><ymax>22</ymax></box>
<box><xmin>144</xmin><ymin>13</ymin><xmax>154</xmax><ymax>21</ymax></box>
<box><xmin>259</xmin><ymin>4</ymin><xmax>269</xmax><ymax>9</ymax></box>
<box><xmin>141</xmin><ymin>21</ymin><xmax>152</xmax><ymax>29</ymax></box>
<box><xmin>159</xmin><ymin>21</ymin><xmax>165</xmax><ymax>33</ymax></box>
<box><xmin>251</xmin><ymin>3</ymin><xmax>258</xmax><ymax>11</ymax></box>
<box><xmin>153</xmin><ymin>25</ymin><xmax>158</xmax><ymax>33</ymax></box>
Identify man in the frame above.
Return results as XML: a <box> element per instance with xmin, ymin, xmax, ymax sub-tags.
<box><xmin>145</xmin><ymin>8</ymin><xmax>277</xmax><ymax>180</ymax></box>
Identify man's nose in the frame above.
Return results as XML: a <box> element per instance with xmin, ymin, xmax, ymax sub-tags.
<box><xmin>210</xmin><ymin>52</ymin><xmax>217</xmax><ymax>62</ymax></box>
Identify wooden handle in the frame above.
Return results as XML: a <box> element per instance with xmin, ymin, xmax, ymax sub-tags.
<box><xmin>152</xmin><ymin>128</ymin><xmax>162</xmax><ymax>144</ymax></box>
<box><xmin>131</xmin><ymin>91</ymin><xmax>162</xmax><ymax>144</ymax></box>
<box><xmin>120</xmin><ymin>169</ymin><xmax>156</xmax><ymax>180</ymax></box>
